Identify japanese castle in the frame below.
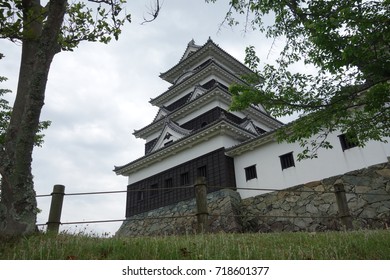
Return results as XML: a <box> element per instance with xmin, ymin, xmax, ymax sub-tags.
<box><xmin>114</xmin><ymin>39</ymin><xmax>390</xmax><ymax>219</ymax></box>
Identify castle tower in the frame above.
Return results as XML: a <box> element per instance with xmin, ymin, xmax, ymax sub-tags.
<box><xmin>114</xmin><ymin>39</ymin><xmax>282</xmax><ymax>217</ymax></box>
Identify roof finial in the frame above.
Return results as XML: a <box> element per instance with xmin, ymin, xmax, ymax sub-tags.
<box><xmin>189</xmin><ymin>39</ymin><xmax>195</xmax><ymax>45</ymax></box>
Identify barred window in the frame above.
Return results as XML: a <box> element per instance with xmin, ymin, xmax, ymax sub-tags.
<box><xmin>137</xmin><ymin>189</ymin><xmax>145</xmax><ymax>201</ymax></box>
<box><xmin>280</xmin><ymin>152</ymin><xmax>295</xmax><ymax>170</ymax></box>
<box><xmin>164</xmin><ymin>178</ymin><xmax>173</xmax><ymax>192</ymax></box>
<box><xmin>338</xmin><ymin>133</ymin><xmax>358</xmax><ymax>151</ymax></box>
<box><xmin>197</xmin><ymin>165</ymin><xmax>207</xmax><ymax>178</ymax></box>
<box><xmin>180</xmin><ymin>172</ymin><xmax>189</xmax><ymax>186</ymax></box>
<box><xmin>245</xmin><ymin>165</ymin><xmax>257</xmax><ymax>181</ymax></box>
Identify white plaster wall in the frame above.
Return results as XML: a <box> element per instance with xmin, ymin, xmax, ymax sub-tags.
<box><xmin>127</xmin><ymin>134</ymin><xmax>241</xmax><ymax>185</ymax></box>
<box><xmin>144</xmin><ymin>130</ymin><xmax>161</xmax><ymax>143</ymax></box>
<box><xmin>234</xmin><ymin>133</ymin><xmax>390</xmax><ymax>199</ymax></box>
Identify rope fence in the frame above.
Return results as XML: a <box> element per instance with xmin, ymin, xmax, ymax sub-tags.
<box><xmin>36</xmin><ymin>180</ymin><xmax>390</xmax><ymax>234</ymax></box>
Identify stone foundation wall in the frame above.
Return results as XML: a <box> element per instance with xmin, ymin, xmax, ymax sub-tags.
<box><xmin>116</xmin><ymin>160</ymin><xmax>390</xmax><ymax>236</ymax></box>
<box><xmin>241</xmin><ymin>160</ymin><xmax>390</xmax><ymax>232</ymax></box>
<box><xmin>116</xmin><ymin>189</ymin><xmax>242</xmax><ymax>237</ymax></box>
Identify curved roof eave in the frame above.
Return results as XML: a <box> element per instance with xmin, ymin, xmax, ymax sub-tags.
<box><xmin>114</xmin><ymin>118</ymin><xmax>257</xmax><ymax>176</ymax></box>
<box><xmin>134</xmin><ymin>85</ymin><xmax>282</xmax><ymax>140</ymax></box>
<box><xmin>133</xmin><ymin>85</ymin><xmax>229</xmax><ymax>138</ymax></box>
<box><xmin>225</xmin><ymin>129</ymin><xmax>278</xmax><ymax>157</ymax></box>
<box><xmin>150</xmin><ymin>59</ymin><xmax>246</xmax><ymax>107</ymax></box>
<box><xmin>160</xmin><ymin>39</ymin><xmax>254</xmax><ymax>84</ymax></box>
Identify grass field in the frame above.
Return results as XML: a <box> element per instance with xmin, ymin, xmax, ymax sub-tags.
<box><xmin>1</xmin><ymin>230</ymin><xmax>389</xmax><ymax>260</ymax></box>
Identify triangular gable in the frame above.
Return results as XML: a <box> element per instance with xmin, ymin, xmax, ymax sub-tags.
<box><xmin>153</xmin><ymin>107</ymin><xmax>170</xmax><ymax>122</ymax></box>
<box><xmin>240</xmin><ymin>118</ymin><xmax>260</xmax><ymax>135</ymax></box>
<box><xmin>188</xmin><ymin>85</ymin><xmax>207</xmax><ymax>102</ymax></box>
<box><xmin>150</xmin><ymin>119</ymin><xmax>192</xmax><ymax>153</ymax></box>
<box><xmin>180</xmin><ymin>39</ymin><xmax>202</xmax><ymax>62</ymax></box>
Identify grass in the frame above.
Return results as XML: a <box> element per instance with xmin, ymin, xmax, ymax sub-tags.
<box><xmin>0</xmin><ymin>230</ymin><xmax>389</xmax><ymax>260</ymax></box>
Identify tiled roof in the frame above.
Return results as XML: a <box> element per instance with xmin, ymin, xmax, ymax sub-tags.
<box><xmin>159</xmin><ymin>38</ymin><xmax>254</xmax><ymax>84</ymax></box>
<box><xmin>150</xmin><ymin>59</ymin><xmax>247</xmax><ymax>107</ymax></box>
<box><xmin>114</xmin><ymin>115</ymin><xmax>258</xmax><ymax>175</ymax></box>
<box><xmin>134</xmin><ymin>84</ymin><xmax>283</xmax><ymax>139</ymax></box>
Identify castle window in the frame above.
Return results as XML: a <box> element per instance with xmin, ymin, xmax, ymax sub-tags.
<box><xmin>280</xmin><ymin>152</ymin><xmax>295</xmax><ymax>170</ymax></box>
<box><xmin>245</xmin><ymin>165</ymin><xmax>257</xmax><ymax>181</ymax></box>
<box><xmin>137</xmin><ymin>189</ymin><xmax>145</xmax><ymax>201</ymax></box>
<box><xmin>164</xmin><ymin>178</ymin><xmax>173</xmax><ymax>192</ymax></box>
<box><xmin>180</xmin><ymin>172</ymin><xmax>190</xmax><ymax>186</ymax></box>
<box><xmin>150</xmin><ymin>183</ymin><xmax>159</xmax><ymax>197</ymax></box>
<box><xmin>338</xmin><ymin>133</ymin><xmax>358</xmax><ymax>151</ymax></box>
<box><xmin>197</xmin><ymin>165</ymin><xmax>207</xmax><ymax>178</ymax></box>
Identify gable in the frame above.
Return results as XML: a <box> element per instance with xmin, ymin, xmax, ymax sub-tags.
<box><xmin>153</xmin><ymin>107</ymin><xmax>170</xmax><ymax>122</ymax></box>
<box><xmin>180</xmin><ymin>39</ymin><xmax>202</xmax><ymax>62</ymax></box>
<box><xmin>149</xmin><ymin>119</ymin><xmax>192</xmax><ymax>153</ymax></box>
<box><xmin>240</xmin><ymin>118</ymin><xmax>261</xmax><ymax>135</ymax></box>
<box><xmin>188</xmin><ymin>85</ymin><xmax>207</xmax><ymax>102</ymax></box>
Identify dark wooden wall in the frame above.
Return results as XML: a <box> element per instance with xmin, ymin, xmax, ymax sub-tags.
<box><xmin>126</xmin><ymin>148</ymin><xmax>236</xmax><ymax>217</ymax></box>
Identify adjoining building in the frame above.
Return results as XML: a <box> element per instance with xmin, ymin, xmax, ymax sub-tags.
<box><xmin>114</xmin><ymin>39</ymin><xmax>390</xmax><ymax>234</ymax></box>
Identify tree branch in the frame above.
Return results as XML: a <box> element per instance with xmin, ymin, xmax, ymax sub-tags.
<box><xmin>141</xmin><ymin>0</ymin><xmax>162</xmax><ymax>24</ymax></box>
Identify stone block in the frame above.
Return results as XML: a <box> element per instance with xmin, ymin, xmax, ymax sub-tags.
<box><xmin>305</xmin><ymin>180</ymin><xmax>321</xmax><ymax>188</ymax></box>
<box><xmin>280</xmin><ymin>203</ymin><xmax>291</xmax><ymax>211</ymax></box>
<box><xmin>285</xmin><ymin>196</ymin><xmax>299</xmax><ymax>203</ymax></box>
<box><xmin>364</xmin><ymin>189</ymin><xmax>390</xmax><ymax>204</ymax></box>
<box><xmin>314</xmin><ymin>185</ymin><xmax>325</xmax><ymax>192</ymax></box>
<box><xmin>306</xmin><ymin>204</ymin><xmax>319</xmax><ymax>214</ymax></box>
<box><xmin>342</xmin><ymin>175</ymin><xmax>371</xmax><ymax>186</ymax></box>
<box><xmin>293</xmin><ymin>218</ymin><xmax>308</xmax><ymax>229</ymax></box>
<box><xmin>355</xmin><ymin>185</ymin><xmax>371</xmax><ymax>194</ymax></box>
<box><xmin>359</xmin><ymin>208</ymin><xmax>377</xmax><ymax>219</ymax></box>
<box><xmin>320</xmin><ymin>193</ymin><xmax>336</xmax><ymax>204</ymax></box>
<box><xmin>318</xmin><ymin>203</ymin><xmax>330</xmax><ymax>212</ymax></box>
<box><xmin>348</xmin><ymin>197</ymin><xmax>367</xmax><ymax>212</ymax></box>
<box><xmin>376</xmin><ymin>169</ymin><xmax>390</xmax><ymax>178</ymax></box>
<box><xmin>322</xmin><ymin>175</ymin><xmax>340</xmax><ymax>186</ymax></box>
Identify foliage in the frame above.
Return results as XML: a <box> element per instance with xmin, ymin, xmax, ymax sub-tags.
<box><xmin>0</xmin><ymin>76</ymin><xmax>12</xmax><ymax>146</ymax></box>
<box><xmin>1</xmin><ymin>230</ymin><xmax>390</xmax><ymax>259</ymax></box>
<box><xmin>0</xmin><ymin>0</ymin><xmax>131</xmax><ymax>50</ymax></box>
<box><xmin>209</xmin><ymin>0</ymin><xmax>390</xmax><ymax>159</ymax></box>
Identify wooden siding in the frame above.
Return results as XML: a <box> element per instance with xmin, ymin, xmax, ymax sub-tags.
<box><xmin>126</xmin><ymin>148</ymin><xmax>236</xmax><ymax>217</ymax></box>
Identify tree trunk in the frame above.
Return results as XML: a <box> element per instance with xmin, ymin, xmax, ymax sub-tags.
<box><xmin>0</xmin><ymin>0</ymin><xmax>67</xmax><ymax>237</ymax></box>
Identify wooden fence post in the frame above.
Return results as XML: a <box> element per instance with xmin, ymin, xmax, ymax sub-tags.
<box><xmin>334</xmin><ymin>180</ymin><xmax>353</xmax><ymax>230</ymax></box>
<box><xmin>194</xmin><ymin>177</ymin><xmax>209</xmax><ymax>234</ymax></box>
<box><xmin>47</xmin><ymin>184</ymin><xmax>65</xmax><ymax>234</ymax></box>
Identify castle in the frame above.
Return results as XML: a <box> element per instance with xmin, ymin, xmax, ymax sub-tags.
<box><xmin>114</xmin><ymin>39</ymin><xmax>390</xmax><ymax>225</ymax></box>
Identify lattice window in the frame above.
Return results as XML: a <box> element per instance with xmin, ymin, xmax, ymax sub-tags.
<box><xmin>197</xmin><ymin>165</ymin><xmax>207</xmax><ymax>178</ymax></box>
<box><xmin>280</xmin><ymin>152</ymin><xmax>295</xmax><ymax>170</ymax></box>
<box><xmin>338</xmin><ymin>133</ymin><xmax>359</xmax><ymax>151</ymax></box>
<box><xmin>164</xmin><ymin>178</ymin><xmax>173</xmax><ymax>192</ymax></box>
<box><xmin>245</xmin><ymin>165</ymin><xmax>257</xmax><ymax>181</ymax></box>
<box><xmin>180</xmin><ymin>172</ymin><xmax>190</xmax><ymax>186</ymax></box>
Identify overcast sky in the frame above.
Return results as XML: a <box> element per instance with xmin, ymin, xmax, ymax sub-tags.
<box><xmin>0</xmin><ymin>0</ymin><xmax>288</xmax><ymax>236</ymax></box>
